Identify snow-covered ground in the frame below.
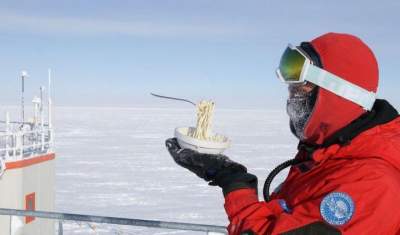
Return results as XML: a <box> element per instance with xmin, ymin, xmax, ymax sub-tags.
<box><xmin>2</xmin><ymin>106</ymin><xmax>299</xmax><ymax>234</ymax></box>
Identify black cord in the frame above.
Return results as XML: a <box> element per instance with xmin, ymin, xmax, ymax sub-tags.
<box><xmin>263</xmin><ymin>158</ymin><xmax>306</xmax><ymax>202</ymax></box>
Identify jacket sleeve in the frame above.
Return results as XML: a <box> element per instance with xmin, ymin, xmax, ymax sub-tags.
<box><xmin>224</xmin><ymin>189</ymin><xmax>341</xmax><ymax>235</ymax></box>
<box><xmin>223</xmin><ymin>160</ymin><xmax>400</xmax><ymax>235</ymax></box>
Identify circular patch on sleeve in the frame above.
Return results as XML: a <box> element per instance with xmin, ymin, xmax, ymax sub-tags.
<box><xmin>320</xmin><ymin>192</ymin><xmax>355</xmax><ymax>226</ymax></box>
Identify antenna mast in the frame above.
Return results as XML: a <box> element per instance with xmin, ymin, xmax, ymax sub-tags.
<box><xmin>20</xmin><ymin>71</ymin><xmax>29</xmax><ymax>125</ymax></box>
<box><xmin>48</xmin><ymin>69</ymin><xmax>52</xmax><ymax>129</ymax></box>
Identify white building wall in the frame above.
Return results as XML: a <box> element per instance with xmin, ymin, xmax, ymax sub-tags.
<box><xmin>0</xmin><ymin>154</ymin><xmax>55</xmax><ymax>235</ymax></box>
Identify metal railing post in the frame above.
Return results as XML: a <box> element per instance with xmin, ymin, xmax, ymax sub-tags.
<box><xmin>13</xmin><ymin>134</ymin><xmax>16</xmax><ymax>157</ymax></box>
<box><xmin>9</xmin><ymin>215</ymin><xmax>11</xmax><ymax>235</ymax></box>
<box><xmin>58</xmin><ymin>220</ymin><xmax>63</xmax><ymax>235</ymax></box>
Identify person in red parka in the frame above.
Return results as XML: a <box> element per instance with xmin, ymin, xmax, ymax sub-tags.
<box><xmin>166</xmin><ymin>32</ymin><xmax>400</xmax><ymax>234</ymax></box>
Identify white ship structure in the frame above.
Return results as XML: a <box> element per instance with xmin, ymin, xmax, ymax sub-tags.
<box><xmin>0</xmin><ymin>70</ymin><xmax>226</xmax><ymax>235</ymax></box>
<box><xmin>0</xmin><ymin>70</ymin><xmax>55</xmax><ymax>235</ymax></box>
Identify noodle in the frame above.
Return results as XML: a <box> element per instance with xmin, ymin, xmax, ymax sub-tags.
<box><xmin>190</xmin><ymin>100</ymin><xmax>224</xmax><ymax>142</ymax></box>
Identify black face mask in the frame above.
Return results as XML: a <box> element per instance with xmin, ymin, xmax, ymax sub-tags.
<box><xmin>286</xmin><ymin>86</ymin><xmax>318</xmax><ymax>140</ymax></box>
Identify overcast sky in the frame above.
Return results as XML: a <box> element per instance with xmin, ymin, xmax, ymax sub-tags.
<box><xmin>0</xmin><ymin>0</ymin><xmax>399</xmax><ymax>109</ymax></box>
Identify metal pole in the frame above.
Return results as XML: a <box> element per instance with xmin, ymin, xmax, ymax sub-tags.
<box><xmin>58</xmin><ymin>220</ymin><xmax>63</xmax><ymax>235</ymax></box>
<box><xmin>20</xmin><ymin>71</ymin><xmax>28</xmax><ymax>157</ymax></box>
<box><xmin>20</xmin><ymin>70</ymin><xmax>29</xmax><ymax>125</ymax></box>
<box><xmin>40</xmin><ymin>87</ymin><xmax>45</xmax><ymax>151</ymax></box>
<box><xmin>5</xmin><ymin>112</ymin><xmax>10</xmax><ymax>158</ymax></box>
<box><xmin>9</xmin><ymin>215</ymin><xmax>11</xmax><ymax>235</ymax></box>
<box><xmin>48</xmin><ymin>69</ymin><xmax>53</xmax><ymax>151</ymax></box>
<box><xmin>48</xmin><ymin>69</ymin><xmax>52</xmax><ymax>129</ymax></box>
<box><xmin>21</xmin><ymin>76</ymin><xmax>24</xmax><ymax>124</ymax></box>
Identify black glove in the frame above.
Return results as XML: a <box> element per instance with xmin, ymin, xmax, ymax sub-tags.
<box><xmin>166</xmin><ymin>138</ymin><xmax>258</xmax><ymax>195</ymax></box>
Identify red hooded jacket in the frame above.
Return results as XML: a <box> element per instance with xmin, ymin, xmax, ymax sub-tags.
<box><xmin>223</xmin><ymin>33</ymin><xmax>400</xmax><ymax>234</ymax></box>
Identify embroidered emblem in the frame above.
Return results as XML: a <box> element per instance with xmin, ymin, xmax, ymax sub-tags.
<box><xmin>320</xmin><ymin>192</ymin><xmax>355</xmax><ymax>226</ymax></box>
<box><xmin>278</xmin><ymin>199</ymin><xmax>291</xmax><ymax>213</ymax></box>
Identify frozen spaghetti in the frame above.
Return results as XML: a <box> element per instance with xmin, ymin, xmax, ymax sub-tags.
<box><xmin>189</xmin><ymin>100</ymin><xmax>223</xmax><ymax>142</ymax></box>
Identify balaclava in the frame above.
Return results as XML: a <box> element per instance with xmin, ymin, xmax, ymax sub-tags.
<box><xmin>287</xmin><ymin>85</ymin><xmax>318</xmax><ymax>140</ymax></box>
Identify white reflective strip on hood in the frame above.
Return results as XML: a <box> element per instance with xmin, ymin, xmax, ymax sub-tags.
<box><xmin>305</xmin><ymin>65</ymin><xmax>376</xmax><ymax>110</ymax></box>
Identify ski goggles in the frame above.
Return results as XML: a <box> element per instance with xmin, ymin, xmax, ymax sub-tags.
<box><xmin>276</xmin><ymin>44</ymin><xmax>376</xmax><ymax>111</ymax></box>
